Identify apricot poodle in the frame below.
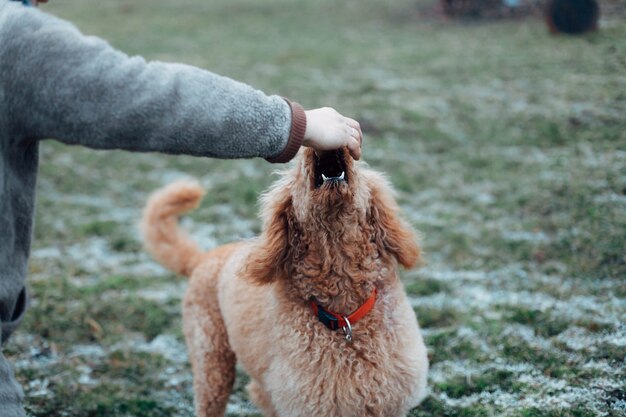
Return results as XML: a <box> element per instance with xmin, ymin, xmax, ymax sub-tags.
<box><xmin>141</xmin><ymin>147</ymin><xmax>429</xmax><ymax>417</ymax></box>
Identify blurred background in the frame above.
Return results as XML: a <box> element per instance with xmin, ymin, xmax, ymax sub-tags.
<box><xmin>5</xmin><ymin>0</ymin><xmax>625</xmax><ymax>416</ymax></box>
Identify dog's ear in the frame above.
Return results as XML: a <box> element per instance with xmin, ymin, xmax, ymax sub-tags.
<box><xmin>244</xmin><ymin>190</ymin><xmax>295</xmax><ymax>285</ymax></box>
<box><xmin>368</xmin><ymin>181</ymin><xmax>421</xmax><ymax>269</ymax></box>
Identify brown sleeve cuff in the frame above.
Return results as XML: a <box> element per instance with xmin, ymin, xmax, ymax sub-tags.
<box><xmin>265</xmin><ymin>99</ymin><xmax>307</xmax><ymax>164</ymax></box>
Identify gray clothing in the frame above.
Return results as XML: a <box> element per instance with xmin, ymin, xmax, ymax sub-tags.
<box><xmin>0</xmin><ymin>1</ymin><xmax>295</xmax><ymax>414</ymax></box>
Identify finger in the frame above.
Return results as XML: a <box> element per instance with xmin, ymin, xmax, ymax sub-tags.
<box><xmin>347</xmin><ymin>137</ymin><xmax>361</xmax><ymax>160</ymax></box>
<box><xmin>354</xmin><ymin>127</ymin><xmax>363</xmax><ymax>146</ymax></box>
<box><xmin>345</xmin><ymin>118</ymin><xmax>363</xmax><ymax>145</ymax></box>
<box><xmin>345</xmin><ymin>117</ymin><xmax>360</xmax><ymax>130</ymax></box>
<box><xmin>347</xmin><ymin>126</ymin><xmax>363</xmax><ymax>150</ymax></box>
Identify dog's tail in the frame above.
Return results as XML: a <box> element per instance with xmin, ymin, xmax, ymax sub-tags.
<box><xmin>141</xmin><ymin>180</ymin><xmax>205</xmax><ymax>278</ymax></box>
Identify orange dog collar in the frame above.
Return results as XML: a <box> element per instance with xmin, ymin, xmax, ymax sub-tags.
<box><xmin>311</xmin><ymin>288</ymin><xmax>377</xmax><ymax>342</ymax></box>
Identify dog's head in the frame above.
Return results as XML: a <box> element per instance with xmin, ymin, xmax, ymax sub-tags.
<box><xmin>244</xmin><ymin>147</ymin><xmax>420</xmax><ymax>308</ymax></box>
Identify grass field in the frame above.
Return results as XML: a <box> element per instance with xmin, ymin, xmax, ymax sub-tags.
<box><xmin>5</xmin><ymin>0</ymin><xmax>625</xmax><ymax>416</ymax></box>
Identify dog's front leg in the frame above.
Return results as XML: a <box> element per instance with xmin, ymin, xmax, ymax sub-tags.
<box><xmin>183</xmin><ymin>291</ymin><xmax>236</xmax><ymax>417</ymax></box>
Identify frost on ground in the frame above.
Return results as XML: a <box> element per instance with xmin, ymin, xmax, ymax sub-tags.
<box><xmin>410</xmin><ymin>265</ymin><xmax>625</xmax><ymax>416</ymax></box>
<box><xmin>4</xmin><ymin>0</ymin><xmax>626</xmax><ymax>416</ymax></box>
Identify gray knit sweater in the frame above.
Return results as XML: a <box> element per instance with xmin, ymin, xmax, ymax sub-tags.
<box><xmin>0</xmin><ymin>1</ymin><xmax>303</xmax><ymax>414</ymax></box>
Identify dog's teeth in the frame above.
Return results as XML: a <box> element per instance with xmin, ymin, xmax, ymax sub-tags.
<box><xmin>321</xmin><ymin>172</ymin><xmax>345</xmax><ymax>183</ymax></box>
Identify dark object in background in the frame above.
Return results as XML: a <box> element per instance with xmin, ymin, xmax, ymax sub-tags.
<box><xmin>545</xmin><ymin>0</ymin><xmax>600</xmax><ymax>34</ymax></box>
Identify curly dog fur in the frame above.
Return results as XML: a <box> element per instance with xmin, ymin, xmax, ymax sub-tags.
<box><xmin>141</xmin><ymin>147</ymin><xmax>429</xmax><ymax>417</ymax></box>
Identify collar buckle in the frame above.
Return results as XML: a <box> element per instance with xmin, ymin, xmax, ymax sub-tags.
<box><xmin>316</xmin><ymin>307</ymin><xmax>340</xmax><ymax>330</ymax></box>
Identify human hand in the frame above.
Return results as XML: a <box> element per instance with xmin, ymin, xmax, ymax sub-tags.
<box><xmin>303</xmin><ymin>108</ymin><xmax>363</xmax><ymax>160</ymax></box>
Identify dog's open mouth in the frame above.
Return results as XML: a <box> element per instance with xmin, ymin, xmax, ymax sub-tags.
<box><xmin>314</xmin><ymin>149</ymin><xmax>348</xmax><ymax>189</ymax></box>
